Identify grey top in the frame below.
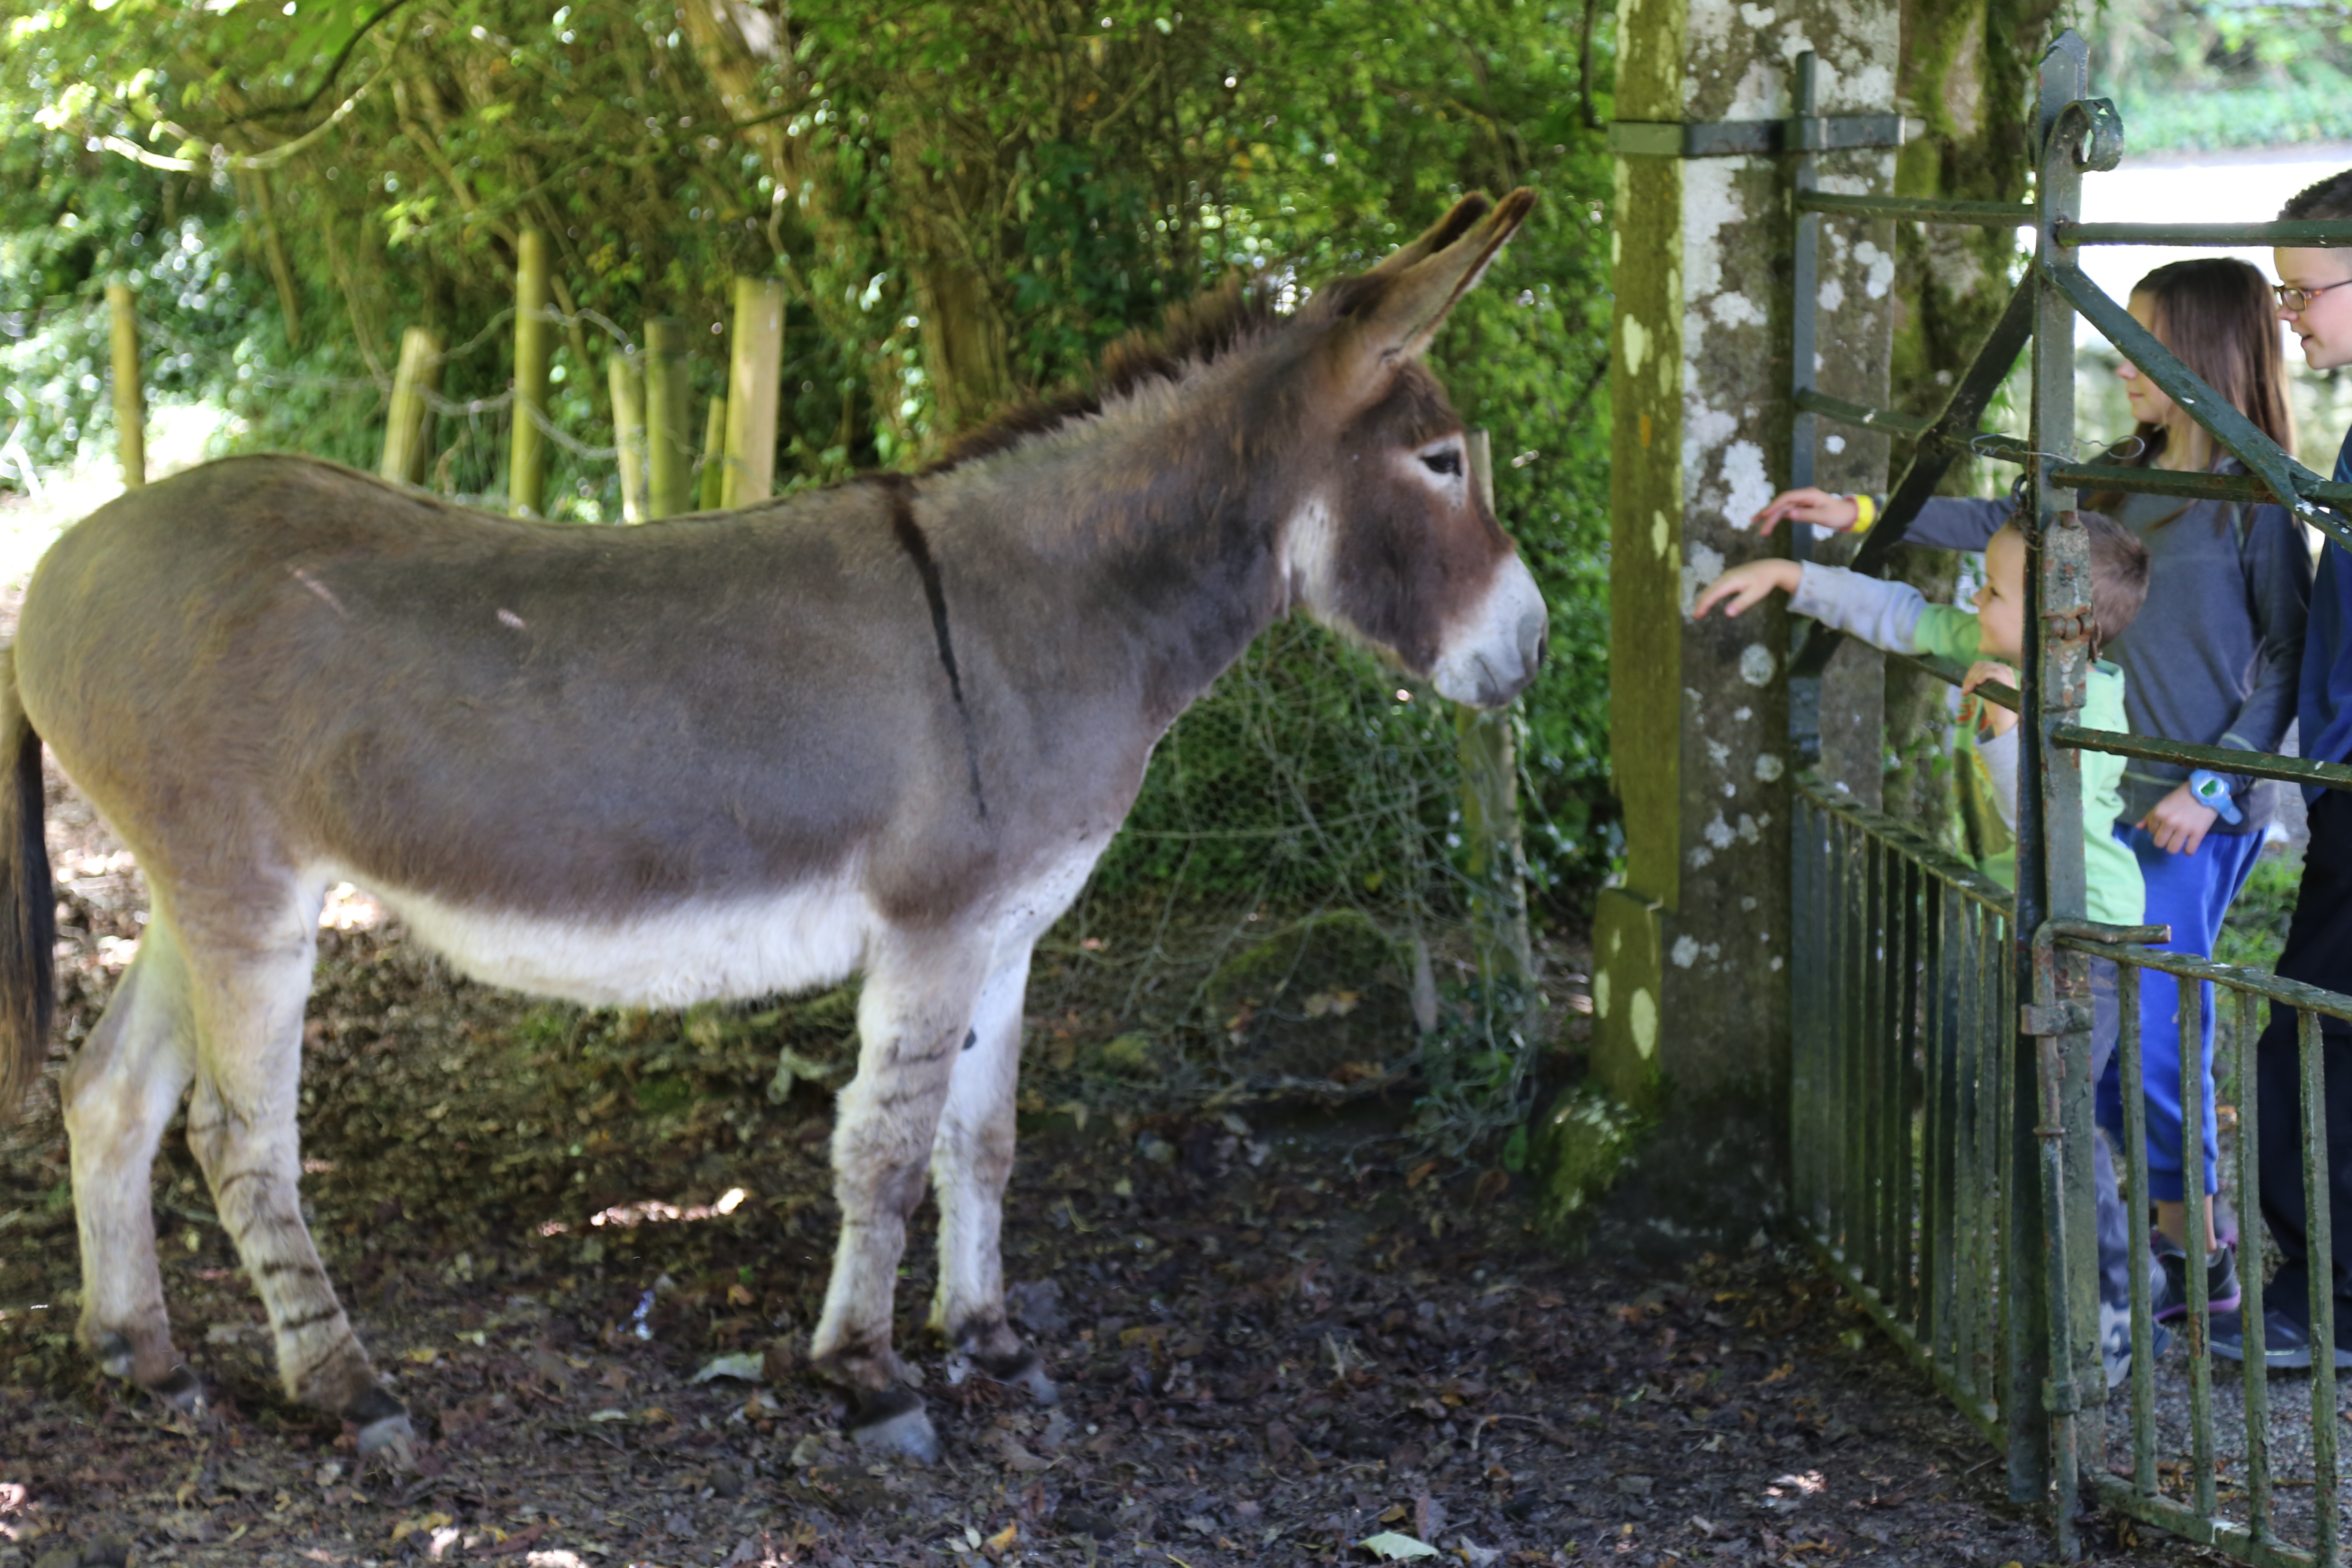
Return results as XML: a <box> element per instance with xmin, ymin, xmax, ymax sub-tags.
<box><xmin>1896</xmin><ymin>468</ymin><xmax>2312</xmax><ymax>834</ymax></box>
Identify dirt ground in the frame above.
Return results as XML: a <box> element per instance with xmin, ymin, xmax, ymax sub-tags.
<box><xmin>0</xmin><ymin>775</ymin><xmax>2223</xmax><ymax>1568</ymax></box>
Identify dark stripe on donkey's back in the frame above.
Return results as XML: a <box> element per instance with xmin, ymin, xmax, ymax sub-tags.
<box><xmin>876</xmin><ymin>475</ymin><xmax>989</xmax><ymax>821</ymax></box>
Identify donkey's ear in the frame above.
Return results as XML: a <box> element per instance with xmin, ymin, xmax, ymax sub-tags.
<box><xmin>1342</xmin><ymin>187</ymin><xmax>1536</xmax><ymax>372</ymax></box>
<box><xmin>1359</xmin><ymin>192</ymin><xmax>1494</xmax><ymax>280</ymax></box>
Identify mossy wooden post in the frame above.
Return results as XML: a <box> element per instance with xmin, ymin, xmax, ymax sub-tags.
<box><xmin>720</xmin><ymin>277</ymin><xmax>784</xmax><ymax>509</ymax></box>
<box><xmin>698</xmin><ymin>395</ymin><xmax>729</xmax><ymax>512</ymax></box>
<box><xmin>106</xmin><ymin>282</ymin><xmax>144</xmax><ymax>490</ymax></box>
<box><xmin>509</xmin><ymin>227</ymin><xmax>551</xmax><ymax>518</ymax></box>
<box><xmin>1457</xmin><ymin>429</ymin><xmax>1535</xmax><ymax>1022</ymax></box>
<box><xmin>644</xmin><ymin>318</ymin><xmax>694</xmax><ymax>518</ymax></box>
<box><xmin>1591</xmin><ymin>0</ymin><xmax>1899</xmax><ymax>1123</ymax></box>
<box><xmin>380</xmin><ymin>326</ymin><xmax>444</xmax><ymax>487</ymax></box>
<box><xmin>607</xmin><ymin>347</ymin><xmax>649</xmax><ymax>524</ymax></box>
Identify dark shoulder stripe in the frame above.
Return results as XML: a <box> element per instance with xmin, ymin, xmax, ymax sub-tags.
<box><xmin>875</xmin><ymin>475</ymin><xmax>989</xmax><ymax>821</ymax></box>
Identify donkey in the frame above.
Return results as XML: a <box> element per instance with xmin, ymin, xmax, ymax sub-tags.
<box><xmin>0</xmin><ymin>189</ymin><xmax>1542</xmax><ymax>1462</ymax></box>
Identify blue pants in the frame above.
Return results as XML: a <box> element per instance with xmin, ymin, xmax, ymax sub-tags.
<box><xmin>2094</xmin><ymin>821</ymin><xmax>2267</xmax><ymax>1202</ymax></box>
<box><xmin>2092</xmin><ymin>959</ymin><xmax>2162</xmax><ymax>1369</ymax></box>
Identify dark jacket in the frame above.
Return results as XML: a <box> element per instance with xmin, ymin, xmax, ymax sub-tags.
<box><xmin>1895</xmin><ymin>464</ymin><xmax>2312</xmax><ymax>834</ymax></box>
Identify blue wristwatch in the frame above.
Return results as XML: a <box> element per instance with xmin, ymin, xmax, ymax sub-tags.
<box><xmin>2187</xmin><ymin>769</ymin><xmax>2243</xmax><ymax>825</ymax></box>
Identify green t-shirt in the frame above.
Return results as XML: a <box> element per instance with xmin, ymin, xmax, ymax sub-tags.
<box><xmin>1915</xmin><ymin>606</ymin><xmax>2145</xmax><ymax>928</ymax></box>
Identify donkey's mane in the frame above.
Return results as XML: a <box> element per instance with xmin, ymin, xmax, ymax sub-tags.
<box><xmin>935</xmin><ymin>273</ymin><xmax>1367</xmax><ymax>470</ymax></box>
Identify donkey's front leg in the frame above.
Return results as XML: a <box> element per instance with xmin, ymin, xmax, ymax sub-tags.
<box><xmin>179</xmin><ymin>890</ymin><xmax>410</xmax><ymax>1464</ymax></box>
<box><xmin>811</xmin><ymin>934</ymin><xmax>987</xmax><ymax>1461</ymax></box>
<box><xmin>928</xmin><ymin>942</ymin><xmax>1054</xmax><ymax>1406</ymax></box>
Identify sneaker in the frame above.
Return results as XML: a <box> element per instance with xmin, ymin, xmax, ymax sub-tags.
<box><xmin>2150</xmin><ymin>1234</ymin><xmax>2241</xmax><ymax>1321</ymax></box>
<box><xmin>2104</xmin><ymin>1320</ymin><xmax>2173</xmax><ymax>1389</ymax></box>
<box><xmin>2210</xmin><ymin>1307</ymin><xmax>2352</xmax><ymax>1370</ymax></box>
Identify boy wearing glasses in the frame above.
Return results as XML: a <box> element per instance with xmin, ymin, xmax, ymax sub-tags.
<box><xmin>2222</xmin><ymin>172</ymin><xmax>2352</xmax><ymax>1368</ymax></box>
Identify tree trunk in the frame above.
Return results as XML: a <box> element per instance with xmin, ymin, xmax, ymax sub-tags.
<box><xmin>1881</xmin><ymin>0</ymin><xmax>2062</xmax><ymax>847</ymax></box>
<box><xmin>681</xmin><ymin>0</ymin><xmax>1014</xmax><ymax>452</ymax></box>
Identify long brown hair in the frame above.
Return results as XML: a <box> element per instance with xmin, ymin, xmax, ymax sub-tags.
<box><xmin>2092</xmin><ymin>257</ymin><xmax>2295</xmax><ymax>512</ymax></box>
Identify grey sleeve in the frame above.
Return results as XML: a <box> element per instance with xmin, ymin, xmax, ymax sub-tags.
<box><xmin>1975</xmin><ymin>726</ymin><xmax>2020</xmax><ymax>831</ymax></box>
<box><xmin>1787</xmin><ymin>563</ymin><xmax>1929</xmax><ymax>655</ymax></box>
<box><xmin>1887</xmin><ymin>496</ymin><xmax>2012</xmax><ymax>553</ymax></box>
<box><xmin>2214</xmin><ymin>502</ymin><xmax>2315</xmax><ymax>785</ymax></box>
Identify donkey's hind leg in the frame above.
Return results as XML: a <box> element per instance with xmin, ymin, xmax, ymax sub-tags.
<box><xmin>66</xmin><ymin>913</ymin><xmax>199</xmax><ymax>1405</ymax></box>
<box><xmin>811</xmin><ymin>930</ymin><xmax>990</xmax><ymax>1461</ymax></box>
<box><xmin>928</xmin><ymin>940</ymin><xmax>1055</xmax><ymax>1406</ymax></box>
<box><xmin>177</xmin><ymin>888</ymin><xmax>410</xmax><ymax>1463</ymax></box>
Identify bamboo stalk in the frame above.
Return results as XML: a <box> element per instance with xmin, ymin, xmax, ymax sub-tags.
<box><xmin>607</xmin><ymin>347</ymin><xmax>648</xmax><ymax>524</ymax></box>
<box><xmin>721</xmin><ymin>276</ymin><xmax>785</xmax><ymax>509</ymax></box>
<box><xmin>644</xmin><ymin>318</ymin><xmax>694</xmax><ymax>519</ymax></box>
<box><xmin>380</xmin><ymin>325</ymin><xmax>444</xmax><ymax>487</ymax></box>
<box><xmin>509</xmin><ymin>227</ymin><xmax>551</xmax><ymax>517</ymax></box>
<box><xmin>107</xmin><ymin>282</ymin><xmax>145</xmax><ymax>490</ymax></box>
<box><xmin>698</xmin><ymin>394</ymin><xmax>728</xmax><ymax>512</ymax></box>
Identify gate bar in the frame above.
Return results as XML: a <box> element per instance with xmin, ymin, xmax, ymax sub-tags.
<box><xmin>2056</xmin><ymin>219</ymin><xmax>2352</xmax><ymax>248</ymax></box>
<box><xmin>1798</xmin><ymin>191</ymin><xmax>2035</xmax><ymax>227</ymax></box>
<box><xmin>2052</xmin><ymin>725</ymin><xmax>2352</xmax><ymax>796</ymax></box>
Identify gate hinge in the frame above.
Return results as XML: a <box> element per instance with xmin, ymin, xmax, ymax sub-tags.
<box><xmin>2042</xmin><ymin>607</ymin><xmax>2092</xmax><ymax>643</ymax></box>
<box><xmin>2020</xmin><ymin>1001</ymin><xmax>2093</xmax><ymax>1036</ymax></box>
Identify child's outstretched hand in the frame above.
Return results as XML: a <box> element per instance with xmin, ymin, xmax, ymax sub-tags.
<box><xmin>1691</xmin><ymin>558</ymin><xmax>1801</xmax><ymax>620</ymax></box>
<box><xmin>1751</xmin><ymin>487</ymin><xmax>1862</xmax><ymax>536</ymax></box>
<box><xmin>1961</xmin><ymin>660</ymin><xmax>2020</xmax><ymax>737</ymax></box>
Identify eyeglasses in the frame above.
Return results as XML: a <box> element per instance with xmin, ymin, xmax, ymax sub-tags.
<box><xmin>2276</xmin><ymin>279</ymin><xmax>2352</xmax><ymax>313</ymax></box>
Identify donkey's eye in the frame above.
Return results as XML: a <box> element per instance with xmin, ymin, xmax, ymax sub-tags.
<box><xmin>1422</xmin><ymin>449</ymin><xmax>1463</xmax><ymax>478</ymax></box>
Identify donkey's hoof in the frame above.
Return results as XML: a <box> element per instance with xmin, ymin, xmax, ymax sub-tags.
<box><xmin>347</xmin><ymin>1385</ymin><xmax>419</xmax><ymax>1470</ymax></box>
<box><xmin>848</xmin><ymin>1387</ymin><xmax>940</xmax><ymax>1463</ymax></box>
<box><xmin>977</xmin><ymin>1350</ymin><xmax>1058</xmax><ymax>1408</ymax></box>
<box><xmin>355</xmin><ymin>1411</ymin><xmax>418</xmax><ymax>1470</ymax></box>
<box><xmin>147</xmin><ymin>1364</ymin><xmax>206</xmax><ymax>1415</ymax></box>
<box><xmin>92</xmin><ymin>1331</ymin><xmax>138</xmax><ymax>1383</ymax></box>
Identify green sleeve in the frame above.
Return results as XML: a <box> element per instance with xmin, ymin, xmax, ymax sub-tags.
<box><xmin>1911</xmin><ymin>605</ymin><xmax>1985</xmax><ymax>665</ymax></box>
<box><xmin>2080</xmin><ymin>665</ymin><xmax>2146</xmax><ymax>928</ymax></box>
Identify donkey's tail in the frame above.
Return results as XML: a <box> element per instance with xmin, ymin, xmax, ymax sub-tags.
<box><xmin>0</xmin><ymin>646</ymin><xmax>53</xmax><ymax>1122</ymax></box>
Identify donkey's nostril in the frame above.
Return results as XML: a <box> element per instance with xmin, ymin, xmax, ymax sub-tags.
<box><xmin>1519</xmin><ymin>609</ymin><xmax>1549</xmax><ymax>674</ymax></box>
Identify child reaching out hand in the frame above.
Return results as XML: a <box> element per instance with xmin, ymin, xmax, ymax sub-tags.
<box><xmin>1693</xmin><ymin>516</ymin><xmax>2151</xmax><ymax>921</ymax></box>
<box><xmin>1695</xmin><ymin>515</ymin><xmax>2165</xmax><ymax>1386</ymax></box>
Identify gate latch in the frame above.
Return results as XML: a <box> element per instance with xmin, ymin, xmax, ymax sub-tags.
<box><xmin>2020</xmin><ymin>1001</ymin><xmax>2092</xmax><ymax>1036</ymax></box>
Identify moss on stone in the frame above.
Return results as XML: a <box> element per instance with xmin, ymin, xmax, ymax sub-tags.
<box><xmin>1533</xmin><ymin>1084</ymin><xmax>1648</xmax><ymax>1233</ymax></box>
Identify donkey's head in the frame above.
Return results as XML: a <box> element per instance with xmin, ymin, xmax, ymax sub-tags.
<box><xmin>1278</xmin><ymin>190</ymin><xmax>1547</xmax><ymax>710</ymax></box>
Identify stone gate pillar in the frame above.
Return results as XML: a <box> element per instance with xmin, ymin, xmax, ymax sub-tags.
<box><xmin>1592</xmin><ymin>0</ymin><xmax>1902</xmax><ymax>1120</ymax></box>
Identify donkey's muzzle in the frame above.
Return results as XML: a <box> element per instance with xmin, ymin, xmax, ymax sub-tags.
<box><xmin>1433</xmin><ymin>557</ymin><xmax>1548</xmax><ymax>709</ymax></box>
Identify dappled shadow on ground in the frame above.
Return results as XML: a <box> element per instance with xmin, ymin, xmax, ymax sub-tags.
<box><xmin>0</xmin><ymin>790</ymin><xmax>2211</xmax><ymax>1567</ymax></box>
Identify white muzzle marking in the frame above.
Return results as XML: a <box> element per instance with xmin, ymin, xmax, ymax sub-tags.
<box><xmin>1431</xmin><ymin>553</ymin><xmax>1547</xmax><ymax>708</ymax></box>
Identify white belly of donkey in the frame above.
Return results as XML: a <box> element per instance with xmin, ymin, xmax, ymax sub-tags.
<box><xmin>353</xmin><ymin>872</ymin><xmax>876</xmax><ymax>1010</ymax></box>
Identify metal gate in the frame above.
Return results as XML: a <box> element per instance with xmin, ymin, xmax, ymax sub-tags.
<box><xmin>1782</xmin><ymin>29</ymin><xmax>2352</xmax><ymax>1563</ymax></box>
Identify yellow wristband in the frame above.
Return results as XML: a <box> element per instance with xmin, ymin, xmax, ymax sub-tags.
<box><xmin>1850</xmin><ymin>493</ymin><xmax>1877</xmax><ymax>532</ymax></box>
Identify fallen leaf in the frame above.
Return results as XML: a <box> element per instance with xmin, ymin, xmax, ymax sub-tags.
<box><xmin>692</xmin><ymin>1351</ymin><xmax>766</xmax><ymax>1384</ymax></box>
<box><xmin>1358</xmin><ymin>1531</ymin><xmax>1439</xmax><ymax>1560</ymax></box>
<box><xmin>1406</xmin><ymin>1160</ymin><xmax>1437</xmax><ymax>1190</ymax></box>
<box><xmin>986</xmin><ymin>1523</ymin><xmax>1018</xmax><ymax>1551</ymax></box>
<box><xmin>390</xmin><ymin>1511</ymin><xmax>453</xmax><ymax>1544</ymax></box>
<box><xmin>402</xmin><ymin>1346</ymin><xmax>440</xmax><ymax>1366</ymax></box>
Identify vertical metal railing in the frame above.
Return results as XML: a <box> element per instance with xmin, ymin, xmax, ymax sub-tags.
<box><xmin>1792</xmin><ymin>781</ymin><xmax>2011</xmax><ymax>1438</ymax></box>
<box><xmin>1782</xmin><ymin>26</ymin><xmax>2352</xmax><ymax>1565</ymax></box>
